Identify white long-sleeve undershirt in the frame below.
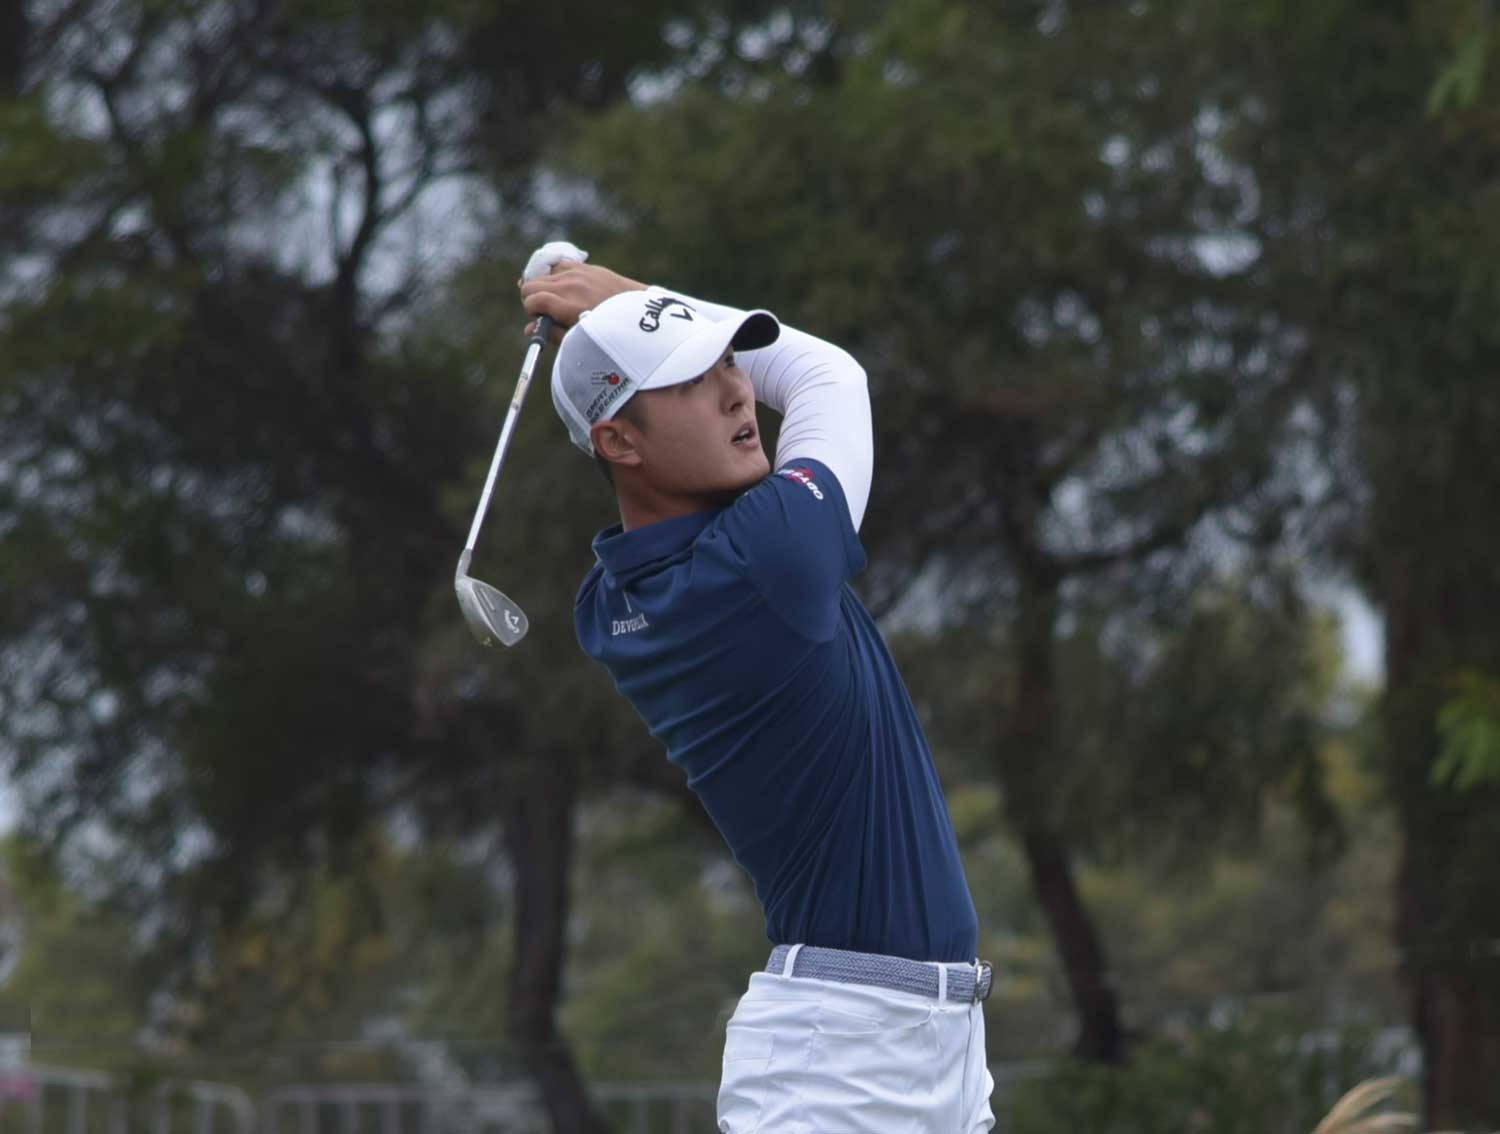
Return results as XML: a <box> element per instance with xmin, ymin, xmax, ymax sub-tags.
<box><xmin>655</xmin><ymin>287</ymin><xmax>873</xmax><ymax>531</ymax></box>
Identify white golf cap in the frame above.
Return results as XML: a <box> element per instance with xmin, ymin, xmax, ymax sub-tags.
<box><xmin>551</xmin><ymin>288</ymin><xmax>780</xmax><ymax>455</ymax></box>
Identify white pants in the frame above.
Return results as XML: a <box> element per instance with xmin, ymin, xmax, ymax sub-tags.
<box><xmin>717</xmin><ymin>967</ymin><xmax>996</xmax><ymax>1133</ymax></box>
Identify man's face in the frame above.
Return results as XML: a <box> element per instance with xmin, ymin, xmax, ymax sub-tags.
<box><xmin>617</xmin><ymin>349</ymin><xmax>768</xmax><ymax>504</ymax></box>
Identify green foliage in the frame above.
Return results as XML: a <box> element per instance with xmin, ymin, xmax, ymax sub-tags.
<box><xmin>0</xmin><ymin>97</ymin><xmax>107</xmax><ymax>201</ymax></box>
<box><xmin>170</xmin><ymin>834</ymin><xmax>515</xmax><ymax>1071</ymax></box>
<box><xmin>1081</xmin><ymin>780</ymin><xmax>1400</xmax><ymax>1039</ymax></box>
<box><xmin>561</xmin><ymin>794</ymin><xmax>765</xmax><ymax>1082</ymax></box>
<box><xmin>0</xmin><ymin>0</ymin><xmax>676</xmax><ymax>1036</ymax></box>
<box><xmin>1429</xmin><ymin>27</ymin><xmax>1490</xmax><ymax>112</ymax></box>
<box><xmin>1431</xmin><ymin>671</ymin><xmax>1500</xmax><ymax>791</ymax></box>
<box><xmin>898</xmin><ymin>576</ymin><xmax>1342</xmax><ymax>872</ymax></box>
<box><xmin>1006</xmin><ymin>1011</ymin><xmax>1413</xmax><ymax>1134</ymax></box>
<box><xmin>1082</xmin><ymin>582</ymin><xmax>1344</xmax><ymax>866</ymax></box>
<box><xmin>1427</xmin><ymin>0</ymin><xmax>1493</xmax><ymax>113</ymax></box>
<box><xmin>0</xmin><ymin>838</ymin><xmax>148</xmax><ymax>1055</ymax></box>
<box><xmin>950</xmin><ymin>728</ymin><xmax>1401</xmax><ymax>1060</ymax></box>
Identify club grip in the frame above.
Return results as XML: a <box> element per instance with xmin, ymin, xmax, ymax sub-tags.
<box><xmin>529</xmin><ymin>315</ymin><xmax>554</xmax><ymax>348</ymax></box>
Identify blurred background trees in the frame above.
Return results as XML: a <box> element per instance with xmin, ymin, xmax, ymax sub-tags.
<box><xmin>1</xmin><ymin>0</ymin><xmax>1496</xmax><ymax>1130</ymax></box>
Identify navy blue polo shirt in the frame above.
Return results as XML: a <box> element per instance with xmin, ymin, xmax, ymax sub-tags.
<box><xmin>576</xmin><ymin>459</ymin><xmax>978</xmax><ymax>963</ymax></box>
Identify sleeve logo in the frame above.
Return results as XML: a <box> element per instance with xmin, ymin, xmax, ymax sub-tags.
<box><xmin>777</xmin><ymin>466</ymin><xmax>824</xmax><ymax>500</ymax></box>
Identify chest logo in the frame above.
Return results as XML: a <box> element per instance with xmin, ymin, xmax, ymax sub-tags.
<box><xmin>611</xmin><ymin>611</ymin><xmax>650</xmax><ymax>636</ymax></box>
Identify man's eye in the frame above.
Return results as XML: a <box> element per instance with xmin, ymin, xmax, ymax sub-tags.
<box><xmin>686</xmin><ymin>375</ymin><xmax>704</xmax><ymax>387</ymax></box>
<box><xmin>724</xmin><ymin>352</ymin><xmax>735</xmax><ymax>367</ymax></box>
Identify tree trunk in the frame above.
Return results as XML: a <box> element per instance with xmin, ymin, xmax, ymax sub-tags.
<box><xmin>1403</xmin><ymin>909</ymin><xmax>1500</xmax><ymax>1129</ymax></box>
<box><xmin>502</xmin><ymin>749</ymin><xmax>611</xmax><ymax>1134</ymax></box>
<box><xmin>1392</xmin><ymin>740</ymin><xmax>1500</xmax><ymax>1129</ymax></box>
<box><xmin>999</xmin><ymin>566</ymin><xmax>1125</xmax><ymax>1063</ymax></box>
<box><xmin>1383</xmin><ymin>555</ymin><xmax>1500</xmax><ymax>1129</ymax></box>
<box><xmin>1019</xmin><ymin>827</ymin><xmax>1124</xmax><ymax>1062</ymax></box>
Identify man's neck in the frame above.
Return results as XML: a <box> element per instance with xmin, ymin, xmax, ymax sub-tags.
<box><xmin>617</xmin><ymin>483</ymin><xmax>731</xmax><ymax>532</ymax></box>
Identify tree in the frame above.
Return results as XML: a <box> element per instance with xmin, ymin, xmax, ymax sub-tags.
<box><xmin>1220</xmin><ymin>0</ymin><xmax>1500</xmax><ymax>1122</ymax></box>
<box><xmin>0</xmin><ymin>2</ymin><xmax>709</xmax><ymax>1127</ymax></box>
<box><xmin>552</xmin><ymin>0</ymin><xmax>1331</xmax><ymax>1063</ymax></box>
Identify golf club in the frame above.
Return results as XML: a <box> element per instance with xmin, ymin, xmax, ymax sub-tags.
<box><xmin>454</xmin><ymin>314</ymin><xmax>554</xmax><ymax>648</ymax></box>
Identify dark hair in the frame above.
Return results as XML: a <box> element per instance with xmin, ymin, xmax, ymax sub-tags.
<box><xmin>592</xmin><ymin>397</ymin><xmax>647</xmax><ymax>487</ymax></box>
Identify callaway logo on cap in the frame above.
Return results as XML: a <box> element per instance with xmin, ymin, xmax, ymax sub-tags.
<box><xmin>638</xmin><ymin>296</ymin><xmax>697</xmax><ymax>331</ymax></box>
<box><xmin>551</xmin><ymin>288</ymin><xmax>780</xmax><ymax>455</ymax></box>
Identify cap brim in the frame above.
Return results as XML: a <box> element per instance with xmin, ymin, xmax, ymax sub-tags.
<box><xmin>731</xmin><ymin>310</ymin><xmax>780</xmax><ymax>351</ymax></box>
<box><xmin>638</xmin><ymin>310</ymin><xmax>781</xmax><ymax>391</ymax></box>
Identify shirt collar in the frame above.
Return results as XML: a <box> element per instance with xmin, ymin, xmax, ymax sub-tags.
<box><xmin>591</xmin><ymin>508</ymin><xmax>719</xmax><ymax>584</ymax></box>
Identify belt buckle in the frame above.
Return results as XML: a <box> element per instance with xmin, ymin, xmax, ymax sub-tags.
<box><xmin>973</xmin><ymin>960</ymin><xmax>993</xmax><ymax>1003</ymax></box>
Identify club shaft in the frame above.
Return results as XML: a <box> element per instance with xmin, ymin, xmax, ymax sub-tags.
<box><xmin>463</xmin><ymin>317</ymin><xmax>553</xmax><ymax>554</ymax></box>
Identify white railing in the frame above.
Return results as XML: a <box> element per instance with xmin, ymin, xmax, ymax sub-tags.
<box><xmin>0</xmin><ymin>1063</ymin><xmax>1043</xmax><ymax>1132</ymax></box>
<box><xmin>258</xmin><ymin>1082</ymin><xmax>547</xmax><ymax>1134</ymax></box>
<box><xmin>0</xmin><ymin>1063</ymin><xmax>125</xmax><ymax>1134</ymax></box>
<box><xmin>152</xmin><ymin>1080</ymin><xmax>257</xmax><ymax>1134</ymax></box>
<box><xmin>592</xmin><ymin>1081</ymin><xmax>716</xmax><ymax>1134</ymax></box>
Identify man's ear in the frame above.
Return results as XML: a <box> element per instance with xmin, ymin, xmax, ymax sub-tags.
<box><xmin>592</xmin><ymin>419</ymin><xmax>643</xmax><ymax>469</ymax></box>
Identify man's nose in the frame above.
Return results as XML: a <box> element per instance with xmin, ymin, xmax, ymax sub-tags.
<box><xmin>721</xmin><ymin>367</ymin><xmax>751</xmax><ymax>411</ymax></box>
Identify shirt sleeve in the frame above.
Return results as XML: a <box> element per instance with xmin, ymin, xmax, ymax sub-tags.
<box><xmin>710</xmin><ymin>458</ymin><xmax>868</xmax><ymax>642</ymax></box>
<box><xmin>647</xmin><ymin>287</ymin><xmax>874</xmax><ymax>532</ymax></box>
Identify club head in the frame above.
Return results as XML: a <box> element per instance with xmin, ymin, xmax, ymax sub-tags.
<box><xmin>455</xmin><ymin>574</ymin><xmax>529</xmax><ymax>648</ymax></box>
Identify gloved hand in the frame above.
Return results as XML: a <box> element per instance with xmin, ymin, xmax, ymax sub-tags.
<box><xmin>522</xmin><ymin>240</ymin><xmax>589</xmax><ymax>282</ymax></box>
<box><xmin>519</xmin><ymin>244</ymin><xmax>646</xmax><ymax>343</ymax></box>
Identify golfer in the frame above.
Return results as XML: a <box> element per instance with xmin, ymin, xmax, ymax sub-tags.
<box><xmin>521</xmin><ymin>250</ymin><xmax>994</xmax><ymax>1133</ymax></box>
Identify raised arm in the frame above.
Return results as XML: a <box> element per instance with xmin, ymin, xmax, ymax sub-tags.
<box><xmin>668</xmin><ymin>291</ymin><xmax>872</xmax><ymax>531</ymax></box>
